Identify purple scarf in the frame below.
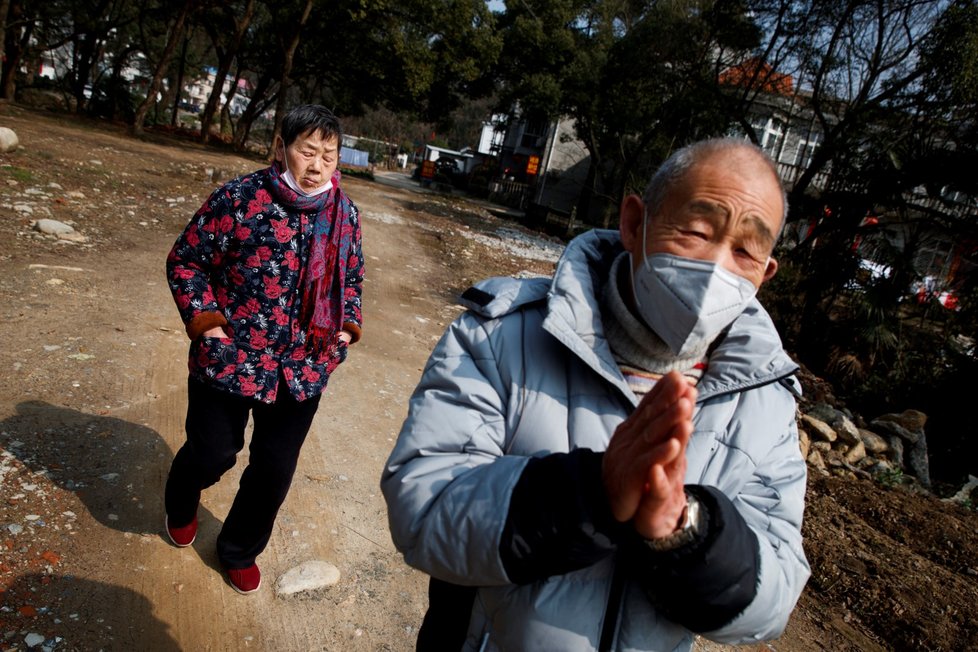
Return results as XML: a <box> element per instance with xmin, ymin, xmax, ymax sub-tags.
<box><xmin>268</xmin><ymin>162</ymin><xmax>354</xmax><ymax>356</ymax></box>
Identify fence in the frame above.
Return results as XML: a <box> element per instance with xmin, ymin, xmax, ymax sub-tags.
<box><xmin>488</xmin><ymin>179</ymin><xmax>531</xmax><ymax>209</ymax></box>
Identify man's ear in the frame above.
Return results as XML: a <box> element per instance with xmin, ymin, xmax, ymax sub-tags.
<box><xmin>762</xmin><ymin>256</ymin><xmax>779</xmax><ymax>283</ymax></box>
<box><xmin>619</xmin><ymin>194</ymin><xmax>646</xmax><ymax>252</ymax></box>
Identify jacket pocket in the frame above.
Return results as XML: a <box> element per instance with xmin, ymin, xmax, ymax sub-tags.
<box><xmin>190</xmin><ymin>336</ymin><xmax>244</xmax><ymax>376</ymax></box>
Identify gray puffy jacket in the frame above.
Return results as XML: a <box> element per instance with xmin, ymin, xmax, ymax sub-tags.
<box><xmin>382</xmin><ymin>230</ymin><xmax>810</xmax><ymax>651</ymax></box>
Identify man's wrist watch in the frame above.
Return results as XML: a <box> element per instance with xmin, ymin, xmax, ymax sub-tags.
<box><xmin>643</xmin><ymin>492</ymin><xmax>705</xmax><ymax>552</ymax></box>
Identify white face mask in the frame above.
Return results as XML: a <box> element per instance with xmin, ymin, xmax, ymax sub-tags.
<box><xmin>631</xmin><ymin>250</ymin><xmax>759</xmax><ymax>357</ymax></box>
<box><xmin>281</xmin><ymin>157</ymin><xmax>333</xmax><ymax>197</ymax></box>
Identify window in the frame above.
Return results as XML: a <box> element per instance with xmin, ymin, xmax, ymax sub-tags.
<box><xmin>761</xmin><ymin>117</ymin><xmax>786</xmax><ymax>160</ymax></box>
<box><xmin>793</xmin><ymin>137</ymin><xmax>819</xmax><ymax>168</ymax></box>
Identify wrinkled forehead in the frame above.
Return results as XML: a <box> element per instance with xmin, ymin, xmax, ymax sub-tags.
<box><xmin>673</xmin><ymin>153</ymin><xmax>783</xmax><ymax>224</ymax></box>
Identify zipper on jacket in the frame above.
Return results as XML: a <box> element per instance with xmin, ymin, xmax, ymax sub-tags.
<box><xmin>598</xmin><ymin>557</ymin><xmax>626</xmax><ymax>652</ymax></box>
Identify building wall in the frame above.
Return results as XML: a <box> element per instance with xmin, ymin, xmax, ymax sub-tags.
<box><xmin>535</xmin><ymin>118</ymin><xmax>590</xmax><ymax>216</ymax></box>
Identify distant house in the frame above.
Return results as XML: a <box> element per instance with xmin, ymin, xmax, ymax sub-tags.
<box><xmin>477</xmin><ymin>113</ymin><xmax>589</xmax><ymax>215</ymax></box>
<box><xmin>184</xmin><ymin>67</ymin><xmax>251</xmax><ymax>115</ymax></box>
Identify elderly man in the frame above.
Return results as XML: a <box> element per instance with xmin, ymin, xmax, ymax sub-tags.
<box><xmin>381</xmin><ymin>137</ymin><xmax>809</xmax><ymax>651</ymax></box>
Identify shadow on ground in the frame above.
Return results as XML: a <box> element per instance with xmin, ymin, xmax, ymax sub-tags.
<box><xmin>0</xmin><ymin>400</ymin><xmax>216</xmax><ymax>540</ymax></box>
<box><xmin>0</xmin><ymin>573</ymin><xmax>181</xmax><ymax>650</ymax></box>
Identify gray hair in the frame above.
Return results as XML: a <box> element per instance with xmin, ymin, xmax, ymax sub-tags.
<box><xmin>642</xmin><ymin>137</ymin><xmax>788</xmax><ymax>243</ymax></box>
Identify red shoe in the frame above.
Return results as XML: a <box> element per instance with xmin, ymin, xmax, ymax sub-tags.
<box><xmin>165</xmin><ymin>515</ymin><xmax>197</xmax><ymax>547</ymax></box>
<box><xmin>226</xmin><ymin>564</ymin><xmax>261</xmax><ymax>594</ymax></box>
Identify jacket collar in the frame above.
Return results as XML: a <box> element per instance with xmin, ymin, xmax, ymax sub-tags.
<box><xmin>542</xmin><ymin>230</ymin><xmax>799</xmax><ymax>404</ymax></box>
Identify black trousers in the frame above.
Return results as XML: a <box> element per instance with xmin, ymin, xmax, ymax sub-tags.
<box><xmin>164</xmin><ymin>376</ymin><xmax>321</xmax><ymax>568</ymax></box>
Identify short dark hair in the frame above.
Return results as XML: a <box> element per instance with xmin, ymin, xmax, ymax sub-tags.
<box><xmin>281</xmin><ymin>104</ymin><xmax>342</xmax><ymax>148</ymax></box>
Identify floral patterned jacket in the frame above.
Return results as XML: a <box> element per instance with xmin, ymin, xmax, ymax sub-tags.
<box><xmin>166</xmin><ymin>166</ymin><xmax>364</xmax><ymax>404</ymax></box>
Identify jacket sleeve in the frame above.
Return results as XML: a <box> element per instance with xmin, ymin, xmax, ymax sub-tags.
<box><xmin>381</xmin><ymin>312</ymin><xmax>526</xmax><ymax>586</ymax></box>
<box><xmin>626</xmin><ymin>485</ymin><xmax>760</xmax><ymax>632</ymax></box>
<box><xmin>341</xmin><ymin>202</ymin><xmax>364</xmax><ymax>343</ymax></box>
<box><xmin>702</xmin><ymin>413</ymin><xmax>810</xmax><ymax>643</ymax></box>
<box><xmin>636</xmin><ymin>389</ymin><xmax>809</xmax><ymax>644</ymax></box>
<box><xmin>165</xmin><ymin>187</ymin><xmax>234</xmax><ymax>339</ymax></box>
<box><xmin>499</xmin><ymin>448</ymin><xmax>626</xmax><ymax>583</ymax></box>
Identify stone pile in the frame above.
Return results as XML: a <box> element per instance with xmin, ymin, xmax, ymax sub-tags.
<box><xmin>794</xmin><ymin>367</ymin><xmax>932</xmax><ymax>489</ymax></box>
<box><xmin>798</xmin><ymin>404</ymin><xmax>931</xmax><ymax>486</ymax></box>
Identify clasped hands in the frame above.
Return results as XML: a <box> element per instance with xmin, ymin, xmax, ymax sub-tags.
<box><xmin>603</xmin><ymin>370</ymin><xmax>696</xmax><ymax>540</ymax></box>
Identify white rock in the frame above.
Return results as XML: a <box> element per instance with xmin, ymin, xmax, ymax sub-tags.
<box><xmin>23</xmin><ymin>632</ymin><xmax>45</xmax><ymax>647</ymax></box>
<box><xmin>33</xmin><ymin>219</ymin><xmax>75</xmax><ymax>236</ymax></box>
<box><xmin>275</xmin><ymin>560</ymin><xmax>341</xmax><ymax>596</ymax></box>
<box><xmin>0</xmin><ymin>127</ymin><xmax>19</xmax><ymax>153</ymax></box>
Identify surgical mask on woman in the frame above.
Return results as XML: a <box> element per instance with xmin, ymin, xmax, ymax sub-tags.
<box><xmin>282</xmin><ymin>160</ymin><xmax>332</xmax><ymax>197</ymax></box>
<box><xmin>631</xmin><ymin>250</ymin><xmax>759</xmax><ymax>358</ymax></box>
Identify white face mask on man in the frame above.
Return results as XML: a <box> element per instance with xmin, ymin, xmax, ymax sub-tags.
<box><xmin>631</xmin><ymin>249</ymin><xmax>760</xmax><ymax>358</ymax></box>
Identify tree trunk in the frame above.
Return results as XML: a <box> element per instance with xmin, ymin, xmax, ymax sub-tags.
<box><xmin>220</xmin><ymin>67</ymin><xmax>243</xmax><ymax>137</ymax></box>
<box><xmin>132</xmin><ymin>0</ymin><xmax>195</xmax><ymax>136</ymax></box>
<box><xmin>0</xmin><ymin>0</ymin><xmax>11</xmax><ymax>99</ymax></box>
<box><xmin>269</xmin><ymin>0</ymin><xmax>314</xmax><ymax>155</ymax></box>
<box><xmin>201</xmin><ymin>0</ymin><xmax>256</xmax><ymax>143</ymax></box>
<box><xmin>0</xmin><ymin>1</ymin><xmax>29</xmax><ymax>101</ymax></box>
<box><xmin>232</xmin><ymin>67</ymin><xmax>274</xmax><ymax>151</ymax></box>
<box><xmin>171</xmin><ymin>34</ymin><xmax>190</xmax><ymax>127</ymax></box>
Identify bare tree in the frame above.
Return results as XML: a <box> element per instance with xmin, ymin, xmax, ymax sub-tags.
<box><xmin>198</xmin><ymin>0</ymin><xmax>256</xmax><ymax>143</ymax></box>
<box><xmin>268</xmin><ymin>0</ymin><xmax>313</xmax><ymax>154</ymax></box>
<box><xmin>132</xmin><ymin>0</ymin><xmax>196</xmax><ymax>134</ymax></box>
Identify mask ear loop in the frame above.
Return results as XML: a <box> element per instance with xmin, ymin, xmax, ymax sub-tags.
<box><xmin>640</xmin><ymin>206</ymin><xmax>652</xmax><ymax>269</ymax></box>
<box><xmin>631</xmin><ymin>206</ymin><xmax>652</xmax><ymax>312</ymax></box>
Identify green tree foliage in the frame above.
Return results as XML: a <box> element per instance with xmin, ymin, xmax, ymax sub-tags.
<box><xmin>494</xmin><ymin>0</ymin><xmax>762</xmax><ymax>224</ymax></box>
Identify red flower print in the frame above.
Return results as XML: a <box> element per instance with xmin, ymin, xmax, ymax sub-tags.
<box><xmin>216</xmin><ymin>214</ymin><xmax>234</xmax><ymax>234</ymax></box>
<box><xmin>272</xmin><ymin>306</ymin><xmax>289</xmax><ymax>326</ymax></box>
<box><xmin>239</xmin><ymin>376</ymin><xmax>258</xmax><ymax>397</ymax></box>
<box><xmin>249</xmin><ymin>327</ymin><xmax>268</xmax><ymax>349</ymax></box>
<box><xmin>284</xmin><ymin>250</ymin><xmax>299</xmax><ymax>270</ymax></box>
<box><xmin>246</xmin><ymin>198</ymin><xmax>263</xmax><ymax>218</ymax></box>
<box><xmin>271</xmin><ymin>218</ymin><xmax>296</xmax><ymax>243</ymax></box>
<box><xmin>235</xmin><ymin>224</ymin><xmax>252</xmax><ymax>240</ymax></box>
<box><xmin>175</xmin><ymin>290</ymin><xmax>192</xmax><ymax>310</ymax></box>
<box><xmin>232</xmin><ymin>297</ymin><xmax>261</xmax><ymax>321</ymax></box>
<box><xmin>264</xmin><ymin>276</ymin><xmax>283</xmax><ymax>299</ymax></box>
<box><xmin>301</xmin><ymin>366</ymin><xmax>320</xmax><ymax>383</ymax></box>
<box><xmin>257</xmin><ymin>246</ymin><xmax>272</xmax><ymax>260</ymax></box>
<box><xmin>215</xmin><ymin>364</ymin><xmax>237</xmax><ymax>379</ymax></box>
